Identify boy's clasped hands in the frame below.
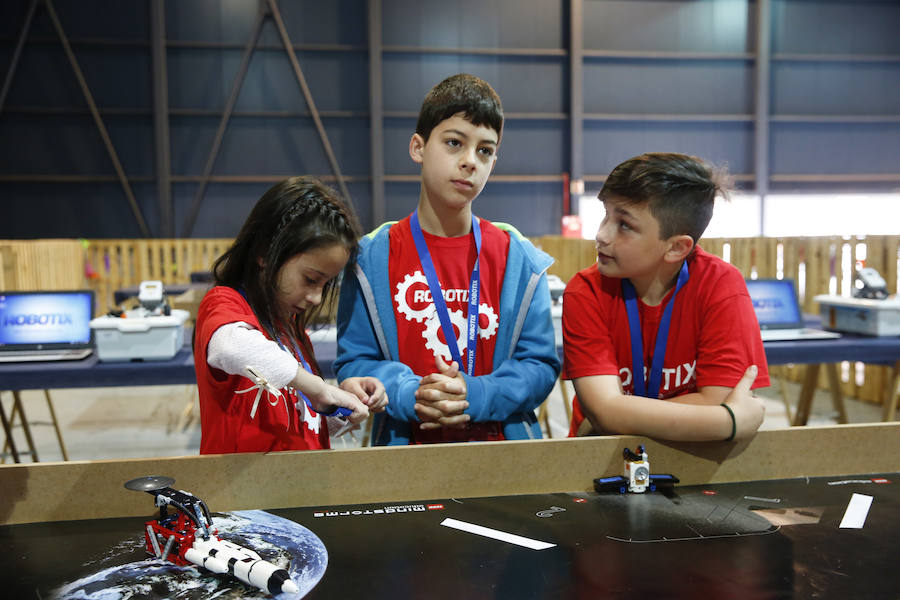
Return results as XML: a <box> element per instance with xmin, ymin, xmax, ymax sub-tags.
<box><xmin>414</xmin><ymin>355</ymin><xmax>470</xmax><ymax>430</ymax></box>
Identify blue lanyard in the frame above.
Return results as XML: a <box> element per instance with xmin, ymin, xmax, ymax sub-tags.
<box><xmin>409</xmin><ymin>210</ymin><xmax>482</xmax><ymax>376</ymax></box>
<box><xmin>622</xmin><ymin>261</ymin><xmax>689</xmax><ymax>399</ymax></box>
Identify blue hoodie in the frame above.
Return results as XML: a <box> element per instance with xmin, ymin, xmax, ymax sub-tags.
<box><xmin>334</xmin><ymin>219</ymin><xmax>561</xmax><ymax>445</ymax></box>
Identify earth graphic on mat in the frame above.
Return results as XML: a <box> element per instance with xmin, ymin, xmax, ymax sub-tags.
<box><xmin>52</xmin><ymin>510</ymin><xmax>328</xmax><ymax>599</ymax></box>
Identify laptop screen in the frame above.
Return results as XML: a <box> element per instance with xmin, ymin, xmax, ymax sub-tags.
<box><xmin>745</xmin><ymin>279</ymin><xmax>803</xmax><ymax>329</ymax></box>
<box><xmin>0</xmin><ymin>291</ymin><xmax>94</xmax><ymax>349</ymax></box>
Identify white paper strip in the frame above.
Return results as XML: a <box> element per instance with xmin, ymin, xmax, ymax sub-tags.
<box><xmin>839</xmin><ymin>493</ymin><xmax>873</xmax><ymax>529</ymax></box>
<box><xmin>440</xmin><ymin>518</ymin><xmax>556</xmax><ymax>550</ymax></box>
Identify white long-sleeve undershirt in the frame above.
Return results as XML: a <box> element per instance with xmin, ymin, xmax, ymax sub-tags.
<box><xmin>206</xmin><ymin>321</ymin><xmax>299</xmax><ymax>388</ymax></box>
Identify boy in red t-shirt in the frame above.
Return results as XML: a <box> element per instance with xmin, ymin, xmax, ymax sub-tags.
<box><xmin>335</xmin><ymin>74</ymin><xmax>560</xmax><ymax>445</ymax></box>
<box><xmin>563</xmin><ymin>153</ymin><xmax>768</xmax><ymax>442</ymax></box>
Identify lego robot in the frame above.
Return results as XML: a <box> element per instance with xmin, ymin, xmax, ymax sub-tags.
<box><xmin>125</xmin><ymin>476</ymin><xmax>299</xmax><ymax>596</ymax></box>
<box><xmin>593</xmin><ymin>445</ymin><xmax>679</xmax><ymax>494</ymax></box>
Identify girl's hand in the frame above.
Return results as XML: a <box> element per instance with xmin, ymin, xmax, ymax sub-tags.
<box><xmin>340</xmin><ymin>377</ymin><xmax>388</xmax><ymax>413</ymax></box>
<box><xmin>304</xmin><ymin>378</ymin><xmax>369</xmax><ymax>425</ymax></box>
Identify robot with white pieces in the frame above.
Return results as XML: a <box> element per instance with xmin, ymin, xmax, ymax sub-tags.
<box><xmin>125</xmin><ymin>476</ymin><xmax>299</xmax><ymax>596</ymax></box>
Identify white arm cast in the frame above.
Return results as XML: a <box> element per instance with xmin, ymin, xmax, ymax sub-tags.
<box><xmin>207</xmin><ymin>321</ymin><xmax>299</xmax><ymax>389</ymax></box>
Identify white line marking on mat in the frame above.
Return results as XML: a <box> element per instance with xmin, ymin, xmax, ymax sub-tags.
<box><xmin>440</xmin><ymin>518</ymin><xmax>556</xmax><ymax>550</ymax></box>
<box><xmin>839</xmin><ymin>493</ymin><xmax>873</xmax><ymax>529</ymax></box>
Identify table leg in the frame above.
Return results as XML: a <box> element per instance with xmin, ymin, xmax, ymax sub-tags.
<box><xmin>538</xmin><ymin>399</ymin><xmax>552</xmax><ymax>438</ymax></box>
<box><xmin>769</xmin><ymin>365</ymin><xmax>794</xmax><ymax>423</ymax></box>
<box><xmin>177</xmin><ymin>395</ymin><xmax>197</xmax><ymax>433</ymax></box>
<box><xmin>883</xmin><ymin>360</ymin><xmax>900</xmax><ymax>422</ymax></box>
<box><xmin>825</xmin><ymin>363</ymin><xmax>848</xmax><ymax>424</ymax></box>
<box><xmin>793</xmin><ymin>364</ymin><xmax>821</xmax><ymax>426</ymax></box>
<box><xmin>560</xmin><ymin>379</ymin><xmax>572</xmax><ymax>426</ymax></box>
<box><xmin>0</xmin><ymin>394</ymin><xmax>21</xmax><ymax>463</ymax></box>
<box><xmin>361</xmin><ymin>414</ymin><xmax>374</xmax><ymax>447</ymax></box>
<box><xmin>12</xmin><ymin>391</ymin><xmax>39</xmax><ymax>462</ymax></box>
<box><xmin>43</xmin><ymin>390</ymin><xmax>69</xmax><ymax>461</ymax></box>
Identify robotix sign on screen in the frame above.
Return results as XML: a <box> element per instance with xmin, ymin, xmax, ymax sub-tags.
<box><xmin>0</xmin><ymin>292</ymin><xmax>93</xmax><ymax>345</ymax></box>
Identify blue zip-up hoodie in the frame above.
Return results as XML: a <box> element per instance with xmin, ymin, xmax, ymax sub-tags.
<box><xmin>334</xmin><ymin>219</ymin><xmax>561</xmax><ymax>445</ymax></box>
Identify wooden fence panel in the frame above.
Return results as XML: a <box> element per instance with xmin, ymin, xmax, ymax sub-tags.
<box><xmin>0</xmin><ymin>240</ymin><xmax>85</xmax><ymax>290</ymax></box>
<box><xmin>729</xmin><ymin>237</ymin><xmax>754</xmax><ymax>278</ymax></box>
<box><xmin>698</xmin><ymin>237</ymin><xmax>725</xmax><ymax>262</ymax></box>
<box><xmin>532</xmin><ymin>236</ymin><xmax>595</xmax><ymax>284</ymax></box>
<box><xmin>81</xmin><ymin>239</ymin><xmax>233</xmax><ymax>311</ymax></box>
<box><xmin>756</xmin><ymin>237</ymin><xmax>780</xmax><ymax>279</ymax></box>
<box><xmin>0</xmin><ymin>247</ymin><xmax>16</xmax><ymax>290</ymax></box>
<box><xmin>3</xmin><ymin>236</ymin><xmax>898</xmax><ymax>407</ymax></box>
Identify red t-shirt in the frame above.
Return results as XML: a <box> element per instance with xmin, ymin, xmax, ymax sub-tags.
<box><xmin>194</xmin><ymin>286</ymin><xmax>330</xmax><ymax>454</ymax></box>
<box><xmin>389</xmin><ymin>215</ymin><xmax>509</xmax><ymax>443</ymax></box>
<box><xmin>562</xmin><ymin>247</ymin><xmax>770</xmax><ymax>435</ymax></box>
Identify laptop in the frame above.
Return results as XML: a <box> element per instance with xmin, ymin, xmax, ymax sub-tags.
<box><xmin>0</xmin><ymin>290</ymin><xmax>95</xmax><ymax>362</ymax></box>
<box><xmin>745</xmin><ymin>279</ymin><xmax>840</xmax><ymax>342</ymax></box>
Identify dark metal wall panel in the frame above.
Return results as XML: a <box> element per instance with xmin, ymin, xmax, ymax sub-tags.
<box><xmin>583</xmin><ymin>59</ymin><xmax>754</xmax><ymax>114</ymax></box>
<box><xmin>583</xmin><ymin>121</ymin><xmax>754</xmax><ymax>178</ymax></box>
<box><xmin>168</xmin><ymin>116</ymin><xmax>369</xmax><ymax>176</ymax></box>
<box><xmin>23</xmin><ymin>0</ymin><xmax>149</xmax><ymax>40</ymax></box>
<box><xmin>166</xmin><ymin>49</ymin><xmax>368</xmax><ymax>112</ymax></box>
<box><xmin>2</xmin><ymin>182</ymin><xmax>158</xmax><ymax>239</ymax></box>
<box><xmin>772</xmin><ymin>62</ymin><xmax>900</xmax><ymax>115</ymax></box>
<box><xmin>171</xmin><ymin>180</ymin><xmax>372</xmax><ymax>239</ymax></box>
<box><xmin>165</xmin><ymin>0</ymin><xmax>366</xmax><ymax>45</ymax></box>
<box><xmin>492</xmin><ymin>120</ymin><xmax>568</xmax><ymax>176</ymax></box>
<box><xmin>583</xmin><ymin>0</ymin><xmax>756</xmax><ymax>53</ymax></box>
<box><xmin>475</xmin><ymin>182</ymin><xmax>565</xmax><ymax>237</ymax></box>
<box><xmin>381</xmin><ymin>117</ymin><xmax>418</xmax><ymax>176</ymax></box>
<box><xmin>3</xmin><ymin>45</ymin><xmax>150</xmax><ymax>108</ymax></box>
<box><xmin>0</xmin><ymin>114</ymin><xmax>155</xmax><ymax>176</ymax></box>
<box><xmin>270</xmin><ymin>51</ymin><xmax>368</xmax><ymax>112</ymax></box>
<box><xmin>770</xmin><ymin>123</ymin><xmax>900</xmax><ymax>174</ymax></box>
<box><xmin>165</xmin><ymin>49</ymin><xmax>236</xmax><ymax>109</ymax></box>
<box><xmin>382</xmin><ymin>0</ymin><xmax>565</xmax><ymax>49</ymax></box>
<box><xmin>382</xmin><ymin>54</ymin><xmax>567</xmax><ymax>114</ymax></box>
<box><xmin>164</xmin><ymin>0</ymin><xmax>265</xmax><ymax>44</ymax></box>
<box><xmin>771</xmin><ymin>0</ymin><xmax>900</xmax><ymax>54</ymax></box>
<box><xmin>382</xmin><ymin>182</ymin><xmax>421</xmax><ymax>223</ymax></box>
<box><xmin>1</xmin><ymin>0</ymin><xmax>898</xmax><ymax>239</ymax></box>
<box><xmin>344</xmin><ymin>181</ymin><xmax>373</xmax><ymax>230</ymax></box>
<box><xmin>0</xmin><ymin>3</ymin><xmax>32</xmax><ymax>36</ymax></box>
<box><xmin>172</xmin><ymin>181</ymin><xmax>269</xmax><ymax>239</ymax></box>
<box><xmin>264</xmin><ymin>0</ymin><xmax>366</xmax><ymax>46</ymax></box>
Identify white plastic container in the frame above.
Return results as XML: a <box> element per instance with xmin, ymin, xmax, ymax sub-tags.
<box><xmin>90</xmin><ymin>309</ymin><xmax>190</xmax><ymax>361</ymax></box>
<box><xmin>814</xmin><ymin>295</ymin><xmax>900</xmax><ymax>337</ymax></box>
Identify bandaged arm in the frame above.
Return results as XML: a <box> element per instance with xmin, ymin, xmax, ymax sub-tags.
<box><xmin>208</xmin><ymin>322</ymin><xmax>364</xmax><ymax>424</ymax></box>
<box><xmin>207</xmin><ymin>321</ymin><xmax>299</xmax><ymax>388</ymax></box>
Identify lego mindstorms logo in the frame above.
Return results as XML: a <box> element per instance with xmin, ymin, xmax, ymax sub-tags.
<box><xmin>313</xmin><ymin>503</ymin><xmax>445</xmax><ymax>518</ymax></box>
<box><xmin>4</xmin><ymin>313</ymin><xmax>73</xmax><ymax>326</ymax></box>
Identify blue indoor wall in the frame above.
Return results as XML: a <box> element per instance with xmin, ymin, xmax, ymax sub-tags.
<box><xmin>1</xmin><ymin>0</ymin><xmax>897</xmax><ymax>239</ymax></box>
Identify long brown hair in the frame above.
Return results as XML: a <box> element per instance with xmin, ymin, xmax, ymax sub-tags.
<box><xmin>212</xmin><ymin>176</ymin><xmax>360</xmax><ymax>343</ymax></box>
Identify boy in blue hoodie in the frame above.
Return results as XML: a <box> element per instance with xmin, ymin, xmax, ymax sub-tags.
<box><xmin>334</xmin><ymin>73</ymin><xmax>560</xmax><ymax>445</ymax></box>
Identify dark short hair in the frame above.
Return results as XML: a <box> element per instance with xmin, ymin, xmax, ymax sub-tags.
<box><xmin>415</xmin><ymin>73</ymin><xmax>503</xmax><ymax>142</ymax></box>
<box><xmin>599</xmin><ymin>153</ymin><xmax>731</xmax><ymax>243</ymax></box>
<box><xmin>212</xmin><ymin>176</ymin><xmax>361</xmax><ymax>332</ymax></box>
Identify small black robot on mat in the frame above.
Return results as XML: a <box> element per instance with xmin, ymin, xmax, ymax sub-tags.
<box><xmin>594</xmin><ymin>445</ymin><xmax>680</xmax><ymax>494</ymax></box>
<box><xmin>125</xmin><ymin>476</ymin><xmax>299</xmax><ymax>596</ymax></box>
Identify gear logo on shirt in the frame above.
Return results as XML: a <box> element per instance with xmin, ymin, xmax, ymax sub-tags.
<box><xmin>394</xmin><ymin>270</ymin><xmax>433</xmax><ymax>322</ymax></box>
<box><xmin>394</xmin><ymin>269</ymin><xmax>499</xmax><ymax>361</ymax></box>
